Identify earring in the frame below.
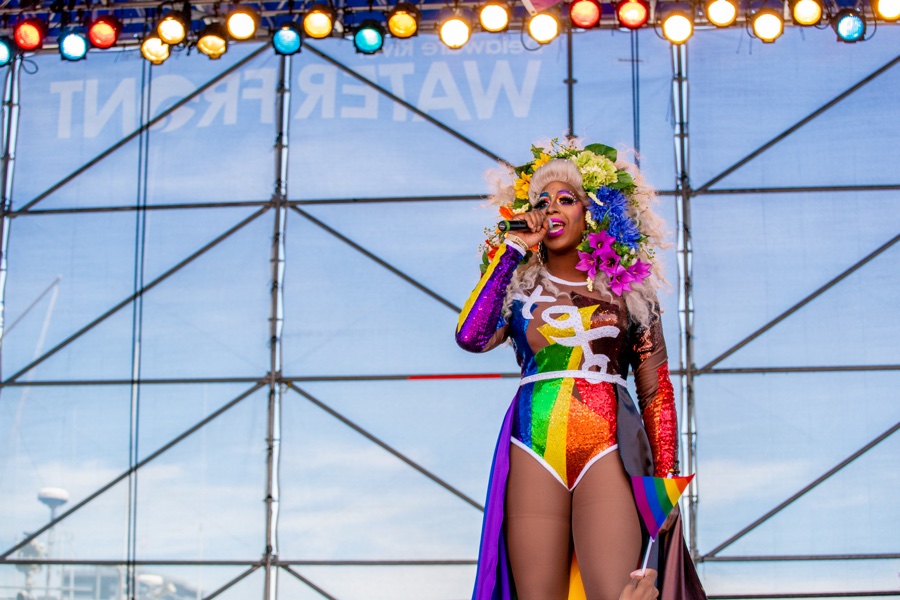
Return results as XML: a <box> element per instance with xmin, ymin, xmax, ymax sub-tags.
<box><xmin>538</xmin><ymin>242</ymin><xmax>547</xmax><ymax>265</ymax></box>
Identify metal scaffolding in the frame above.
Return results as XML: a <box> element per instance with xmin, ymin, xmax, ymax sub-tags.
<box><xmin>0</xmin><ymin>33</ymin><xmax>897</xmax><ymax>600</ymax></box>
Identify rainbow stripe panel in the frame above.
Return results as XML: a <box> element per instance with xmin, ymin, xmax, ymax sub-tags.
<box><xmin>630</xmin><ymin>474</ymin><xmax>694</xmax><ymax>540</ymax></box>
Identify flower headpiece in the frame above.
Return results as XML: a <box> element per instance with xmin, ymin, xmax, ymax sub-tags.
<box><xmin>481</xmin><ymin>138</ymin><xmax>655</xmax><ymax>296</ymax></box>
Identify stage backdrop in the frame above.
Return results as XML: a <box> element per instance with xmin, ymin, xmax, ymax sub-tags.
<box><xmin>0</xmin><ymin>25</ymin><xmax>897</xmax><ymax>600</ymax></box>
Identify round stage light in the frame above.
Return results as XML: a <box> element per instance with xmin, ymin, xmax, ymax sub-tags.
<box><xmin>751</xmin><ymin>8</ymin><xmax>783</xmax><ymax>42</ymax></box>
<box><xmin>791</xmin><ymin>0</ymin><xmax>822</xmax><ymax>24</ymax></box>
<box><xmin>872</xmin><ymin>0</ymin><xmax>900</xmax><ymax>20</ymax></box>
<box><xmin>570</xmin><ymin>0</ymin><xmax>601</xmax><ymax>28</ymax></box>
<box><xmin>197</xmin><ymin>22</ymin><xmax>228</xmax><ymax>58</ymax></box>
<box><xmin>834</xmin><ymin>8</ymin><xmax>865</xmax><ymax>41</ymax></box>
<box><xmin>617</xmin><ymin>0</ymin><xmax>650</xmax><ymax>28</ymax></box>
<box><xmin>0</xmin><ymin>37</ymin><xmax>16</xmax><ymax>67</ymax></box>
<box><xmin>388</xmin><ymin>3</ymin><xmax>420</xmax><ymax>37</ymax></box>
<box><xmin>439</xmin><ymin>12</ymin><xmax>471</xmax><ymax>48</ymax></box>
<box><xmin>303</xmin><ymin>4</ymin><xmax>336</xmax><ymax>38</ymax></box>
<box><xmin>479</xmin><ymin>2</ymin><xmax>511</xmax><ymax>31</ymax></box>
<box><xmin>14</xmin><ymin>18</ymin><xmax>46</xmax><ymax>51</ymax></box>
<box><xmin>59</xmin><ymin>27</ymin><xmax>89</xmax><ymax>61</ymax></box>
<box><xmin>661</xmin><ymin>11</ymin><xmax>693</xmax><ymax>43</ymax></box>
<box><xmin>354</xmin><ymin>20</ymin><xmax>385</xmax><ymax>53</ymax></box>
<box><xmin>88</xmin><ymin>15</ymin><xmax>121</xmax><ymax>49</ymax></box>
<box><xmin>157</xmin><ymin>11</ymin><xmax>188</xmax><ymax>45</ymax></box>
<box><xmin>705</xmin><ymin>0</ymin><xmax>737</xmax><ymax>26</ymax></box>
<box><xmin>272</xmin><ymin>22</ymin><xmax>302</xmax><ymax>55</ymax></box>
<box><xmin>528</xmin><ymin>12</ymin><xmax>560</xmax><ymax>44</ymax></box>
<box><xmin>226</xmin><ymin>6</ymin><xmax>259</xmax><ymax>40</ymax></box>
<box><xmin>140</xmin><ymin>34</ymin><xmax>170</xmax><ymax>64</ymax></box>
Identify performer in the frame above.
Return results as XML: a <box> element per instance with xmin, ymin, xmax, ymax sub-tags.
<box><xmin>456</xmin><ymin>140</ymin><xmax>705</xmax><ymax>600</ymax></box>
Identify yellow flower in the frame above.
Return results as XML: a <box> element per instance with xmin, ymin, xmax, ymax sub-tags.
<box><xmin>532</xmin><ymin>152</ymin><xmax>552</xmax><ymax>171</ymax></box>
<box><xmin>514</xmin><ymin>172</ymin><xmax>532</xmax><ymax>200</ymax></box>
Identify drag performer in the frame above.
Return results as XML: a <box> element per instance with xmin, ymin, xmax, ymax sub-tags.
<box><xmin>456</xmin><ymin>140</ymin><xmax>706</xmax><ymax>600</ymax></box>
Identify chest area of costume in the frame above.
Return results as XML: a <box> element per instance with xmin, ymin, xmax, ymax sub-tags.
<box><xmin>510</xmin><ymin>285</ymin><xmax>628</xmax><ymax>376</ymax></box>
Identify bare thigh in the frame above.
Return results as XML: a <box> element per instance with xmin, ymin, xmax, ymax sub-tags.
<box><xmin>571</xmin><ymin>451</ymin><xmax>643</xmax><ymax>600</ymax></box>
<box><xmin>505</xmin><ymin>444</ymin><xmax>572</xmax><ymax>600</ymax></box>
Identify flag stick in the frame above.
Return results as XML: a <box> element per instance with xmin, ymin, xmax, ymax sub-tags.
<box><xmin>640</xmin><ymin>538</ymin><xmax>654</xmax><ymax>575</ymax></box>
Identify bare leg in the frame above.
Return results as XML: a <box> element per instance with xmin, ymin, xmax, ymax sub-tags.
<box><xmin>572</xmin><ymin>451</ymin><xmax>642</xmax><ymax>600</ymax></box>
<box><xmin>506</xmin><ymin>444</ymin><xmax>572</xmax><ymax>600</ymax></box>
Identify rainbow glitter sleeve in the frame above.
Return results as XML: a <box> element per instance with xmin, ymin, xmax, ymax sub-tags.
<box><xmin>456</xmin><ymin>242</ymin><xmax>523</xmax><ymax>353</ymax></box>
<box><xmin>631</xmin><ymin>316</ymin><xmax>678</xmax><ymax>477</ymax></box>
<box><xmin>642</xmin><ymin>364</ymin><xmax>678</xmax><ymax>477</ymax></box>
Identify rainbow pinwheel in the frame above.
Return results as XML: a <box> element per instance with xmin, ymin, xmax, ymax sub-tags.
<box><xmin>630</xmin><ymin>474</ymin><xmax>695</xmax><ymax>571</ymax></box>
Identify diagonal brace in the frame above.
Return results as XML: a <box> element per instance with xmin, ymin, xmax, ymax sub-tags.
<box><xmin>3</xmin><ymin>207</ymin><xmax>269</xmax><ymax>384</ymax></box>
<box><xmin>301</xmin><ymin>42</ymin><xmax>512</xmax><ymax>169</ymax></box>
<box><xmin>1</xmin><ymin>381</ymin><xmax>266</xmax><ymax>559</ymax></box>
<box><xmin>15</xmin><ymin>44</ymin><xmax>270</xmax><ymax>214</ymax></box>
<box><xmin>288</xmin><ymin>383</ymin><xmax>483</xmax><ymax>511</ymax></box>
<box><xmin>695</xmin><ymin>54</ymin><xmax>900</xmax><ymax>194</ymax></box>
<box><xmin>203</xmin><ymin>564</ymin><xmax>262</xmax><ymax>600</ymax></box>
<box><xmin>280</xmin><ymin>565</ymin><xmax>339</xmax><ymax>600</ymax></box>
<box><xmin>291</xmin><ymin>207</ymin><xmax>461</xmax><ymax>313</ymax></box>
<box><xmin>703</xmin><ymin>420</ymin><xmax>899</xmax><ymax>558</ymax></box>
<box><xmin>699</xmin><ymin>232</ymin><xmax>899</xmax><ymax>372</ymax></box>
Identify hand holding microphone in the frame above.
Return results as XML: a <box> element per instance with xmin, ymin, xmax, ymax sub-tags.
<box><xmin>497</xmin><ymin>209</ymin><xmax>548</xmax><ymax>249</ymax></box>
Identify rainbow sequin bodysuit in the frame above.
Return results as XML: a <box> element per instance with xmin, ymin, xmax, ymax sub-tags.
<box><xmin>457</xmin><ymin>242</ymin><xmax>677</xmax><ymax>489</ymax></box>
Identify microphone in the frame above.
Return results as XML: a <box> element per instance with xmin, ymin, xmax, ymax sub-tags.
<box><xmin>497</xmin><ymin>220</ymin><xmax>530</xmax><ymax>232</ymax></box>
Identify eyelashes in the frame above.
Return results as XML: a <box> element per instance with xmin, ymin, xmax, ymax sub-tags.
<box><xmin>535</xmin><ymin>192</ymin><xmax>578</xmax><ymax>209</ymax></box>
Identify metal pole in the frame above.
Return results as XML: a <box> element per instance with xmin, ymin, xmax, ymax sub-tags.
<box><xmin>0</xmin><ymin>55</ymin><xmax>22</xmax><ymax>378</ymax></box>
<box><xmin>264</xmin><ymin>53</ymin><xmax>290</xmax><ymax>600</ymax></box>
<box><xmin>671</xmin><ymin>42</ymin><xmax>698</xmax><ymax>558</ymax></box>
<box><xmin>565</xmin><ymin>24</ymin><xmax>575</xmax><ymax>139</ymax></box>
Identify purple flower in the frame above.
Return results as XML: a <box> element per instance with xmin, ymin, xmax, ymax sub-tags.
<box><xmin>576</xmin><ymin>250</ymin><xmax>599</xmax><ymax>280</ymax></box>
<box><xmin>596</xmin><ymin>246</ymin><xmax>620</xmax><ymax>276</ymax></box>
<box><xmin>607</xmin><ymin>264</ymin><xmax>635</xmax><ymax>296</ymax></box>
<box><xmin>627</xmin><ymin>259</ymin><xmax>652</xmax><ymax>283</ymax></box>
<box><xmin>587</xmin><ymin>231</ymin><xmax>616</xmax><ymax>253</ymax></box>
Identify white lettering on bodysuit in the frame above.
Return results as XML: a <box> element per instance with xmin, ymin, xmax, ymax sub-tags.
<box><xmin>540</xmin><ymin>305</ymin><xmax>620</xmax><ymax>373</ymax></box>
<box><xmin>515</xmin><ymin>285</ymin><xmax>555</xmax><ymax>320</ymax></box>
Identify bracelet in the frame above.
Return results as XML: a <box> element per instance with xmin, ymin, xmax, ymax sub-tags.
<box><xmin>505</xmin><ymin>234</ymin><xmax>529</xmax><ymax>250</ymax></box>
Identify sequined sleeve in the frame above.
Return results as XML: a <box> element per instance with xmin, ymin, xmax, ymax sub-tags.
<box><xmin>631</xmin><ymin>315</ymin><xmax>679</xmax><ymax>477</ymax></box>
<box><xmin>455</xmin><ymin>242</ymin><xmax>524</xmax><ymax>353</ymax></box>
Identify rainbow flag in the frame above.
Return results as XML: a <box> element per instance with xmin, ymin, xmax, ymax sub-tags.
<box><xmin>630</xmin><ymin>474</ymin><xmax>694</xmax><ymax>540</ymax></box>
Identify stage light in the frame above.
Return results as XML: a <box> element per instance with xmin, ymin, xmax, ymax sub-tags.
<box><xmin>570</xmin><ymin>0</ymin><xmax>602</xmax><ymax>28</ymax></box>
<box><xmin>661</xmin><ymin>11</ymin><xmax>693</xmax><ymax>43</ymax></box>
<box><xmin>157</xmin><ymin>9</ymin><xmax>189</xmax><ymax>45</ymax></box>
<box><xmin>197</xmin><ymin>22</ymin><xmax>228</xmax><ymax>58</ymax></box>
<box><xmin>834</xmin><ymin>8</ymin><xmax>865</xmax><ymax>41</ymax></box>
<box><xmin>87</xmin><ymin>15</ymin><xmax>121</xmax><ymax>48</ymax></box>
<box><xmin>872</xmin><ymin>0</ymin><xmax>900</xmax><ymax>20</ymax></box>
<box><xmin>479</xmin><ymin>2</ymin><xmax>511</xmax><ymax>31</ymax></box>
<box><xmin>705</xmin><ymin>0</ymin><xmax>738</xmax><ymax>26</ymax></box>
<box><xmin>226</xmin><ymin>5</ymin><xmax>259</xmax><ymax>40</ymax></box>
<box><xmin>790</xmin><ymin>0</ymin><xmax>822</xmax><ymax>24</ymax></box>
<box><xmin>272</xmin><ymin>22</ymin><xmax>302</xmax><ymax>54</ymax></box>
<box><xmin>527</xmin><ymin>12</ymin><xmax>560</xmax><ymax>44</ymax></box>
<box><xmin>387</xmin><ymin>3</ymin><xmax>420</xmax><ymax>37</ymax></box>
<box><xmin>439</xmin><ymin>11</ymin><xmax>472</xmax><ymax>48</ymax></box>
<box><xmin>750</xmin><ymin>8</ymin><xmax>783</xmax><ymax>42</ymax></box>
<box><xmin>59</xmin><ymin>27</ymin><xmax>89</xmax><ymax>61</ymax></box>
<box><xmin>0</xmin><ymin>37</ymin><xmax>16</xmax><ymax>66</ymax></box>
<box><xmin>353</xmin><ymin>19</ymin><xmax>385</xmax><ymax>53</ymax></box>
<box><xmin>14</xmin><ymin>18</ymin><xmax>46</xmax><ymax>51</ymax></box>
<box><xmin>303</xmin><ymin>4</ymin><xmax>336</xmax><ymax>38</ymax></box>
<box><xmin>616</xmin><ymin>0</ymin><xmax>650</xmax><ymax>28</ymax></box>
<box><xmin>140</xmin><ymin>34</ymin><xmax>170</xmax><ymax>64</ymax></box>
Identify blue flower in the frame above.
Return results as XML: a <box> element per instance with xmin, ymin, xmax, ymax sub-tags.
<box><xmin>589</xmin><ymin>187</ymin><xmax>628</xmax><ymax>222</ymax></box>
<box><xmin>607</xmin><ymin>211</ymin><xmax>642</xmax><ymax>248</ymax></box>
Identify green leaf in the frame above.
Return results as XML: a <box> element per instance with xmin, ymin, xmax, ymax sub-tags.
<box><xmin>584</xmin><ymin>143</ymin><xmax>617</xmax><ymax>162</ymax></box>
